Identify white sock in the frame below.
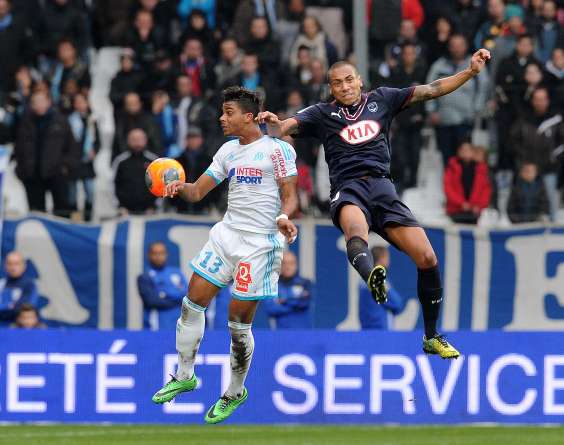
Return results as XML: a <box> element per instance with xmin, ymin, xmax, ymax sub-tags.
<box><xmin>225</xmin><ymin>321</ymin><xmax>255</xmax><ymax>399</ymax></box>
<box><xmin>175</xmin><ymin>297</ymin><xmax>205</xmax><ymax>380</ymax></box>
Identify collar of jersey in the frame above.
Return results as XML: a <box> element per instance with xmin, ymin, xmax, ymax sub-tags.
<box><xmin>336</xmin><ymin>94</ymin><xmax>368</xmax><ymax>121</ymax></box>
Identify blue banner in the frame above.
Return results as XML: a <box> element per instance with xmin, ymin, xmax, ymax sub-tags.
<box><xmin>0</xmin><ymin>329</ymin><xmax>563</xmax><ymax>424</ymax></box>
<box><xmin>2</xmin><ymin>215</ymin><xmax>564</xmax><ymax>330</ymax></box>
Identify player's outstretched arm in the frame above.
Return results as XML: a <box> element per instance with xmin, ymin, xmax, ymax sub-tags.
<box><xmin>165</xmin><ymin>174</ymin><xmax>217</xmax><ymax>202</ymax></box>
<box><xmin>256</xmin><ymin>111</ymin><xmax>299</xmax><ymax>137</ymax></box>
<box><xmin>276</xmin><ymin>176</ymin><xmax>299</xmax><ymax>243</ymax></box>
<box><xmin>408</xmin><ymin>49</ymin><xmax>491</xmax><ymax>105</ymax></box>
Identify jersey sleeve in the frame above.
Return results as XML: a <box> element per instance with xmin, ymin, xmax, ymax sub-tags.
<box><xmin>292</xmin><ymin>105</ymin><xmax>324</xmax><ymax>139</ymax></box>
<box><xmin>204</xmin><ymin>143</ymin><xmax>229</xmax><ymax>184</ymax></box>
<box><xmin>272</xmin><ymin>139</ymin><xmax>298</xmax><ymax>180</ymax></box>
<box><xmin>376</xmin><ymin>86</ymin><xmax>416</xmax><ymax>116</ymax></box>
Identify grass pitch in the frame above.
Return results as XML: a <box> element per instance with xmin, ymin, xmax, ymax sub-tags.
<box><xmin>0</xmin><ymin>425</ymin><xmax>562</xmax><ymax>445</ymax></box>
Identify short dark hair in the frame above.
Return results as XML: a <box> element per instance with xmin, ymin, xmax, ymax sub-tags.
<box><xmin>327</xmin><ymin>61</ymin><xmax>359</xmax><ymax>82</ymax></box>
<box><xmin>222</xmin><ymin>86</ymin><xmax>262</xmax><ymax>116</ymax></box>
<box><xmin>517</xmin><ymin>33</ymin><xmax>533</xmax><ymax>42</ymax></box>
<box><xmin>17</xmin><ymin>303</ymin><xmax>38</xmax><ymax>315</ymax></box>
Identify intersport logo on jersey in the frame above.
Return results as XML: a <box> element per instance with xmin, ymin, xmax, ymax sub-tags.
<box><xmin>340</xmin><ymin>120</ymin><xmax>381</xmax><ymax>145</ymax></box>
<box><xmin>229</xmin><ymin>167</ymin><xmax>263</xmax><ymax>184</ymax></box>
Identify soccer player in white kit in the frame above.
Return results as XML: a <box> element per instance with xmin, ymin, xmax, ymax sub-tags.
<box><xmin>151</xmin><ymin>87</ymin><xmax>299</xmax><ymax>424</ymax></box>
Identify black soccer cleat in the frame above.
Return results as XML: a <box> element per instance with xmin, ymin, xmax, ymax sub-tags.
<box><xmin>367</xmin><ymin>265</ymin><xmax>387</xmax><ymax>304</ymax></box>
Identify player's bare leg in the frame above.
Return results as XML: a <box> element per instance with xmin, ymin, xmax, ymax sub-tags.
<box><xmin>339</xmin><ymin>205</ymin><xmax>387</xmax><ymax>303</ymax></box>
<box><xmin>152</xmin><ymin>273</ymin><xmax>219</xmax><ymax>404</ymax></box>
<box><xmin>384</xmin><ymin>224</ymin><xmax>460</xmax><ymax>359</ymax></box>
<box><xmin>205</xmin><ymin>299</ymin><xmax>258</xmax><ymax>424</ymax></box>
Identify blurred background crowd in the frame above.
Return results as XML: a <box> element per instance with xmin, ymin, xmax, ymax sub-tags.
<box><xmin>0</xmin><ymin>0</ymin><xmax>562</xmax><ymax>226</ymax></box>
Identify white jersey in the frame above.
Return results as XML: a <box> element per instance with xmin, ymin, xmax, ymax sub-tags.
<box><xmin>205</xmin><ymin>135</ymin><xmax>297</xmax><ymax>234</ymax></box>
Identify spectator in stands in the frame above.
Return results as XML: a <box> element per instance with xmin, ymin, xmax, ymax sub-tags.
<box><xmin>452</xmin><ymin>0</ymin><xmax>481</xmax><ymax>47</ymax></box>
<box><xmin>0</xmin><ymin>0</ymin><xmax>34</xmax><ymax>93</ymax></box>
<box><xmin>125</xmin><ymin>9</ymin><xmax>167</xmax><ymax>72</ymax></box>
<box><xmin>507</xmin><ymin>162</ymin><xmax>550</xmax><ymax>224</ymax></box>
<box><xmin>293</xmin><ymin>45</ymin><xmax>313</xmax><ymax>86</ymax></box>
<box><xmin>49</xmin><ymin>39</ymin><xmax>91</xmax><ymax>104</ymax></box>
<box><xmin>15</xmin><ymin>90</ymin><xmax>79</xmax><ymax>217</ymax></box>
<box><xmin>509</xmin><ymin>87</ymin><xmax>564</xmax><ymax>221</ymax></box>
<box><xmin>113</xmin><ymin>92</ymin><xmax>162</xmax><ymax>159</ymax></box>
<box><xmin>110</xmin><ymin>50</ymin><xmax>145</xmax><ymax>113</ymax></box>
<box><xmin>262</xmin><ymin>251</ymin><xmax>313</xmax><ymax>329</ymax></box>
<box><xmin>489</xmin><ymin>4</ymin><xmax>528</xmax><ymax>76</ymax></box>
<box><xmin>383</xmin><ymin>19</ymin><xmax>426</xmax><ymax>74</ymax></box>
<box><xmin>172</xmin><ymin>127</ymin><xmax>219</xmax><ymax>214</ymax></box>
<box><xmin>0</xmin><ymin>252</ymin><xmax>39</xmax><ymax>326</ymax></box>
<box><xmin>244</xmin><ymin>16</ymin><xmax>281</xmax><ymax>71</ymax></box>
<box><xmin>444</xmin><ymin>141</ymin><xmax>492</xmax><ymax>224</ymax></box>
<box><xmin>525</xmin><ymin>0</ymin><xmax>546</xmax><ymax>32</ymax></box>
<box><xmin>134</xmin><ymin>0</ymin><xmax>175</xmax><ymax>34</ymax></box>
<box><xmin>474</xmin><ymin>0</ymin><xmax>506</xmax><ymax>52</ymax></box>
<box><xmin>91</xmin><ymin>0</ymin><xmax>133</xmax><ymax>47</ymax></box>
<box><xmin>141</xmin><ymin>49</ymin><xmax>177</xmax><ymax>100</ymax></box>
<box><xmin>534</xmin><ymin>1</ymin><xmax>563</xmax><ymax>63</ymax></box>
<box><xmin>179</xmin><ymin>38</ymin><xmax>216</xmax><ymax>98</ymax></box>
<box><xmin>37</xmin><ymin>0</ymin><xmax>89</xmax><ymax>69</ymax></box>
<box><xmin>152</xmin><ymin>90</ymin><xmax>179</xmax><ymax>158</ymax></box>
<box><xmin>137</xmin><ymin>241</ymin><xmax>187</xmax><ymax>331</ymax></box>
<box><xmin>10</xmin><ymin>303</ymin><xmax>46</xmax><ymax>329</ymax></box>
<box><xmin>178</xmin><ymin>9</ymin><xmax>215</xmax><ymax>56</ymax></box>
<box><xmin>302</xmin><ymin>58</ymin><xmax>329</xmax><ymax>106</ymax></box>
<box><xmin>388</xmin><ymin>42</ymin><xmax>427</xmax><ymax>191</ymax></box>
<box><xmin>232</xmin><ymin>0</ymin><xmax>286</xmax><ymax>47</ymax></box>
<box><xmin>289</xmin><ymin>16</ymin><xmax>338</xmax><ymax>70</ymax></box>
<box><xmin>224</xmin><ymin>53</ymin><xmax>279</xmax><ymax>110</ymax></box>
<box><xmin>426</xmin><ymin>34</ymin><xmax>488</xmax><ymax>165</ymax></box>
<box><xmin>177</xmin><ymin>0</ymin><xmax>217</xmax><ymax>30</ymax></box>
<box><xmin>68</xmin><ymin>92</ymin><xmax>99</xmax><ymax>221</ymax></box>
<box><xmin>113</xmin><ymin>128</ymin><xmax>158</xmax><ymax>215</ymax></box>
<box><xmin>426</xmin><ymin>16</ymin><xmax>453</xmax><ymax>65</ymax></box>
<box><xmin>214</xmin><ymin>38</ymin><xmax>243</xmax><ymax>88</ymax></box>
<box><xmin>359</xmin><ymin>246</ymin><xmax>406</xmax><ymax>330</ymax></box>
<box><xmin>495</xmin><ymin>34</ymin><xmax>539</xmax><ymax>171</ymax></box>
<box><xmin>173</xmin><ymin>74</ymin><xmax>220</xmax><ymax>152</ymax></box>
<box><xmin>545</xmin><ymin>47</ymin><xmax>564</xmax><ymax>106</ymax></box>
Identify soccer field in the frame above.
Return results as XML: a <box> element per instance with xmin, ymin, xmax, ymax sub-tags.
<box><xmin>0</xmin><ymin>425</ymin><xmax>562</xmax><ymax>445</ymax></box>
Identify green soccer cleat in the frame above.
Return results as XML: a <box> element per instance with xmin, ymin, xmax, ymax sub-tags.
<box><xmin>204</xmin><ymin>388</ymin><xmax>248</xmax><ymax>424</ymax></box>
<box><xmin>152</xmin><ymin>374</ymin><xmax>198</xmax><ymax>404</ymax></box>
<box><xmin>367</xmin><ymin>265</ymin><xmax>387</xmax><ymax>304</ymax></box>
<box><xmin>423</xmin><ymin>334</ymin><xmax>461</xmax><ymax>359</ymax></box>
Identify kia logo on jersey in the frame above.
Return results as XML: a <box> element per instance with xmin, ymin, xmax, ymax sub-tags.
<box><xmin>339</xmin><ymin>120</ymin><xmax>381</xmax><ymax>145</ymax></box>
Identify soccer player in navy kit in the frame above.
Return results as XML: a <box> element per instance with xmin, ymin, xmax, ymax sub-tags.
<box><xmin>257</xmin><ymin>48</ymin><xmax>491</xmax><ymax>359</ymax></box>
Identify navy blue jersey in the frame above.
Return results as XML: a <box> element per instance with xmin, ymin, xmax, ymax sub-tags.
<box><xmin>293</xmin><ymin>87</ymin><xmax>415</xmax><ymax>193</ymax></box>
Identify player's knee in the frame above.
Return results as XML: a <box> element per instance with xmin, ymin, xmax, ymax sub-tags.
<box><xmin>417</xmin><ymin>250</ymin><xmax>437</xmax><ymax>269</ymax></box>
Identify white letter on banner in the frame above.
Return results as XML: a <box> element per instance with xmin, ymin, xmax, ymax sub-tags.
<box><xmin>417</xmin><ymin>355</ymin><xmax>464</xmax><ymax>414</ymax></box>
<box><xmin>7</xmin><ymin>353</ymin><xmax>47</xmax><ymax>413</ymax></box>
<box><xmin>505</xmin><ymin>234</ymin><xmax>564</xmax><ymax>330</ymax></box>
<box><xmin>48</xmin><ymin>353</ymin><xmax>94</xmax><ymax>413</ymax></box>
<box><xmin>206</xmin><ymin>354</ymin><xmax>231</xmax><ymax>395</ymax></box>
<box><xmin>467</xmin><ymin>355</ymin><xmax>481</xmax><ymax>414</ymax></box>
<box><xmin>96</xmin><ymin>340</ymin><xmax>137</xmax><ymax>413</ymax></box>
<box><xmin>370</xmin><ymin>355</ymin><xmax>416</xmax><ymax>414</ymax></box>
<box><xmin>272</xmin><ymin>354</ymin><xmax>318</xmax><ymax>415</ymax></box>
<box><xmin>324</xmin><ymin>354</ymin><xmax>365</xmax><ymax>414</ymax></box>
<box><xmin>486</xmin><ymin>354</ymin><xmax>537</xmax><ymax>415</ymax></box>
<box><xmin>162</xmin><ymin>354</ymin><xmax>204</xmax><ymax>414</ymax></box>
<box><xmin>544</xmin><ymin>355</ymin><xmax>564</xmax><ymax>415</ymax></box>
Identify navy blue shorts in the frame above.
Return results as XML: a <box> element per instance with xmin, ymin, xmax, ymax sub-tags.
<box><xmin>329</xmin><ymin>177</ymin><xmax>420</xmax><ymax>245</ymax></box>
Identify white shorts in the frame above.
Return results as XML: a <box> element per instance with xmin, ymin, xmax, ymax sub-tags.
<box><xmin>190</xmin><ymin>221</ymin><xmax>285</xmax><ymax>300</ymax></box>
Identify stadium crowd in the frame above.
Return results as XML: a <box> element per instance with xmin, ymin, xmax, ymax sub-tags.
<box><xmin>0</xmin><ymin>0</ymin><xmax>562</xmax><ymax>224</ymax></box>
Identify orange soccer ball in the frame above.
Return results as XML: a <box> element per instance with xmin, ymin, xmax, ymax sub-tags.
<box><xmin>145</xmin><ymin>158</ymin><xmax>186</xmax><ymax>197</ymax></box>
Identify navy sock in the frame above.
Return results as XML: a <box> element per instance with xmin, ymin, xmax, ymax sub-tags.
<box><xmin>346</xmin><ymin>236</ymin><xmax>374</xmax><ymax>282</ymax></box>
<box><xmin>417</xmin><ymin>265</ymin><xmax>442</xmax><ymax>339</ymax></box>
